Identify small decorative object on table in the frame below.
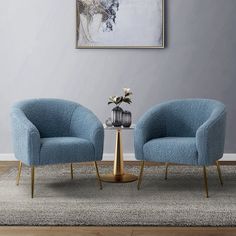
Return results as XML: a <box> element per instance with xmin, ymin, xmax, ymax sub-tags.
<box><xmin>108</xmin><ymin>88</ymin><xmax>132</xmax><ymax>127</ymax></box>
<box><xmin>122</xmin><ymin>110</ymin><xmax>132</xmax><ymax>127</ymax></box>
<box><xmin>112</xmin><ymin>106</ymin><xmax>123</xmax><ymax>127</ymax></box>
<box><xmin>105</xmin><ymin>117</ymin><xmax>113</xmax><ymax>127</ymax></box>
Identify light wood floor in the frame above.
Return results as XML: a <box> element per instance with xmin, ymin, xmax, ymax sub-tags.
<box><xmin>0</xmin><ymin>161</ymin><xmax>235</xmax><ymax>236</ymax></box>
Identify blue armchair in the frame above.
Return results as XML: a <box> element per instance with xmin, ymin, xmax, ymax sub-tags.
<box><xmin>11</xmin><ymin>99</ymin><xmax>104</xmax><ymax>197</ymax></box>
<box><xmin>134</xmin><ymin>99</ymin><xmax>226</xmax><ymax>197</ymax></box>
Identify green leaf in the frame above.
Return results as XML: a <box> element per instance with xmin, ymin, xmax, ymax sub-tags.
<box><xmin>123</xmin><ymin>97</ymin><xmax>132</xmax><ymax>104</ymax></box>
<box><xmin>125</xmin><ymin>92</ymin><xmax>132</xmax><ymax>97</ymax></box>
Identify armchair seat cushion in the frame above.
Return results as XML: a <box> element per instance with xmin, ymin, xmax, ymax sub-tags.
<box><xmin>143</xmin><ymin>137</ymin><xmax>198</xmax><ymax>165</ymax></box>
<box><xmin>39</xmin><ymin>137</ymin><xmax>95</xmax><ymax>165</ymax></box>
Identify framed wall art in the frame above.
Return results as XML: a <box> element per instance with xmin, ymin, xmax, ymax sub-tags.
<box><xmin>76</xmin><ymin>0</ymin><xmax>165</xmax><ymax>48</ymax></box>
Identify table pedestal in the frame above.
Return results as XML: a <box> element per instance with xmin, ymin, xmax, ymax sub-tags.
<box><xmin>100</xmin><ymin>129</ymin><xmax>138</xmax><ymax>183</ymax></box>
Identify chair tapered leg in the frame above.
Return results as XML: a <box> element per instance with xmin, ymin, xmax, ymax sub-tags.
<box><xmin>137</xmin><ymin>161</ymin><xmax>145</xmax><ymax>190</ymax></box>
<box><xmin>16</xmin><ymin>161</ymin><xmax>22</xmax><ymax>186</ymax></box>
<box><xmin>165</xmin><ymin>162</ymin><xmax>169</xmax><ymax>180</ymax></box>
<box><xmin>94</xmin><ymin>161</ymin><xmax>102</xmax><ymax>190</ymax></box>
<box><xmin>216</xmin><ymin>161</ymin><xmax>223</xmax><ymax>186</ymax></box>
<box><xmin>70</xmin><ymin>163</ymin><xmax>73</xmax><ymax>180</ymax></box>
<box><xmin>31</xmin><ymin>166</ymin><xmax>35</xmax><ymax>198</ymax></box>
<box><xmin>203</xmin><ymin>166</ymin><xmax>209</xmax><ymax>198</ymax></box>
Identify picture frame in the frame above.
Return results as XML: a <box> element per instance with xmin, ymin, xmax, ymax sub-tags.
<box><xmin>76</xmin><ymin>0</ymin><xmax>165</xmax><ymax>49</ymax></box>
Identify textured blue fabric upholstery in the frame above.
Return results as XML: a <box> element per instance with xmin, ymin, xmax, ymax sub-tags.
<box><xmin>134</xmin><ymin>99</ymin><xmax>226</xmax><ymax>165</ymax></box>
<box><xmin>11</xmin><ymin>99</ymin><xmax>104</xmax><ymax>166</ymax></box>
<box><xmin>143</xmin><ymin>137</ymin><xmax>198</xmax><ymax>165</ymax></box>
<box><xmin>40</xmin><ymin>137</ymin><xmax>94</xmax><ymax>165</ymax></box>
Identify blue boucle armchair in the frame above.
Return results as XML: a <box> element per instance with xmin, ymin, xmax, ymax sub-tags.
<box><xmin>134</xmin><ymin>99</ymin><xmax>226</xmax><ymax>197</ymax></box>
<box><xmin>11</xmin><ymin>98</ymin><xmax>104</xmax><ymax>197</ymax></box>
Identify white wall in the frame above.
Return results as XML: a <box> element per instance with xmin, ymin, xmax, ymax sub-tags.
<box><xmin>0</xmin><ymin>0</ymin><xmax>236</xmax><ymax>154</ymax></box>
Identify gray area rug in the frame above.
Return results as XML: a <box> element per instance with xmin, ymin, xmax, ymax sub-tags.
<box><xmin>0</xmin><ymin>163</ymin><xmax>236</xmax><ymax>226</ymax></box>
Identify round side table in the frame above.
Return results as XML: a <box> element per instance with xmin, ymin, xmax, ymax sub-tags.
<box><xmin>100</xmin><ymin>124</ymin><xmax>138</xmax><ymax>183</ymax></box>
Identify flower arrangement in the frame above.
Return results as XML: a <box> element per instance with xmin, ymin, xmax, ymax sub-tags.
<box><xmin>108</xmin><ymin>88</ymin><xmax>132</xmax><ymax>106</ymax></box>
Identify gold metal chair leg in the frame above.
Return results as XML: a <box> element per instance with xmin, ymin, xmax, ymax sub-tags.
<box><xmin>31</xmin><ymin>166</ymin><xmax>35</xmax><ymax>198</ymax></box>
<box><xmin>16</xmin><ymin>161</ymin><xmax>22</xmax><ymax>186</ymax></box>
<box><xmin>94</xmin><ymin>161</ymin><xmax>102</xmax><ymax>190</ymax></box>
<box><xmin>216</xmin><ymin>161</ymin><xmax>223</xmax><ymax>186</ymax></box>
<box><xmin>165</xmin><ymin>162</ymin><xmax>169</xmax><ymax>180</ymax></box>
<box><xmin>70</xmin><ymin>163</ymin><xmax>73</xmax><ymax>180</ymax></box>
<box><xmin>203</xmin><ymin>166</ymin><xmax>209</xmax><ymax>198</ymax></box>
<box><xmin>137</xmin><ymin>161</ymin><xmax>145</xmax><ymax>190</ymax></box>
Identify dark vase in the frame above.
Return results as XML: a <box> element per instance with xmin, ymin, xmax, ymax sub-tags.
<box><xmin>122</xmin><ymin>110</ymin><xmax>132</xmax><ymax>127</ymax></box>
<box><xmin>112</xmin><ymin>106</ymin><xmax>123</xmax><ymax>127</ymax></box>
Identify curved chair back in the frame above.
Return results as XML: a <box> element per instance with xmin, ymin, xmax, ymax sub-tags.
<box><xmin>12</xmin><ymin>99</ymin><xmax>79</xmax><ymax>138</ymax></box>
<box><xmin>162</xmin><ymin>99</ymin><xmax>225</xmax><ymax>137</ymax></box>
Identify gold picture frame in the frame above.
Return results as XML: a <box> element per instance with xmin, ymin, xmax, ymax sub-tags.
<box><xmin>76</xmin><ymin>0</ymin><xmax>165</xmax><ymax>49</ymax></box>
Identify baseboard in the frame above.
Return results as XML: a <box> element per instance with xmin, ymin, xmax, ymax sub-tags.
<box><xmin>104</xmin><ymin>153</ymin><xmax>236</xmax><ymax>161</ymax></box>
<box><xmin>0</xmin><ymin>153</ymin><xmax>16</xmax><ymax>161</ymax></box>
<box><xmin>0</xmin><ymin>153</ymin><xmax>236</xmax><ymax>161</ymax></box>
<box><xmin>220</xmin><ymin>153</ymin><xmax>236</xmax><ymax>161</ymax></box>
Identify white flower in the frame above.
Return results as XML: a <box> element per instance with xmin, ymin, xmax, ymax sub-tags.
<box><xmin>123</xmin><ymin>88</ymin><xmax>132</xmax><ymax>96</ymax></box>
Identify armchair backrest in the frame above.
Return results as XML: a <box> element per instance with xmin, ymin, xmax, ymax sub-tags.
<box><xmin>13</xmin><ymin>99</ymin><xmax>78</xmax><ymax>138</ymax></box>
<box><xmin>164</xmin><ymin>99</ymin><xmax>225</xmax><ymax>137</ymax></box>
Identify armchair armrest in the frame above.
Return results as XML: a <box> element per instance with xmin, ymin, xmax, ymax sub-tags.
<box><xmin>10</xmin><ymin>108</ymin><xmax>40</xmax><ymax>165</ymax></box>
<box><xmin>134</xmin><ymin>105</ymin><xmax>166</xmax><ymax>160</ymax></box>
<box><xmin>196</xmin><ymin>108</ymin><xmax>226</xmax><ymax>165</ymax></box>
<box><xmin>69</xmin><ymin>106</ymin><xmax>104</xmax><ymax>161</ymax></box>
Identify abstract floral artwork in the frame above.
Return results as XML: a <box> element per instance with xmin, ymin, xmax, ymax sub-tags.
<box><xmin>76</xmin><ymin>0</ymin><xmax>164</xmax><ymax>48</ymax></box>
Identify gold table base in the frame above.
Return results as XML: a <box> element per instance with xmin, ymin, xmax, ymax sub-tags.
<box><xmin>100</xmin><ymin>173</ymin><xmax>137</xmax><ymax>183</ymax></box>
<box><xmin>101</xmin><ymin>127</ymin><xmax>138</xmax><ymax>183</ymax></box>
